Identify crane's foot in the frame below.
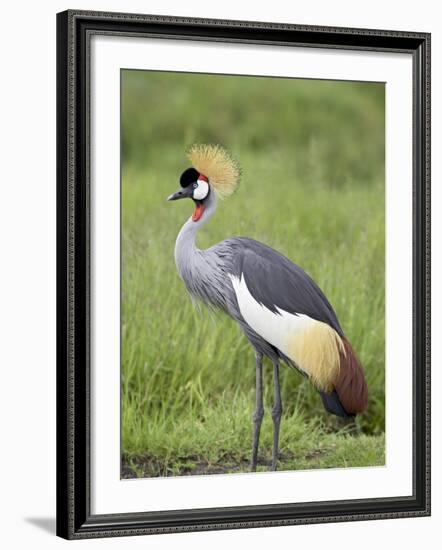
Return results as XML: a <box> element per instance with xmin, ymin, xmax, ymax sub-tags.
<box><xmin>271</xmin><ymin>406</ymin><xmax>282</xmax><ymax>471</ymax></box>
<box><xmin>251</xmin><ymin>352</ymin><xmax>264</xmax><ymax>472</ymax></box>
<box><xmin>251</xmin><ymin>408</ymin><xmax>264</xmax><ymax>472</ymax></box>
<box><xmin>250</xmin><ymin>448</ymin><xmax>257</xmax><ymax>472</ymax></box>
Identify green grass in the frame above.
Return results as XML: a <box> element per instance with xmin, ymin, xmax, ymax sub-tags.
<box><xmin>122</xmin><ymin>400</ymin><xmax>385</xmax><ymax>477</ymax></box>
<box><xmin>121</xmin><ymin>70</ymin><xmax>385</xmax><ymax>477</ymax></box>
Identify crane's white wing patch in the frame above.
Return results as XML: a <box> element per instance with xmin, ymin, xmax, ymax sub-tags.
<box><xmin>229</xmin><ymin>274</ymin><xmax>315</xmax><ymax>359</ymax></box>
<box><xmin>230</xmin><ymin>274</ymin><xmax>344</xmax><ymax>390</ymax></box>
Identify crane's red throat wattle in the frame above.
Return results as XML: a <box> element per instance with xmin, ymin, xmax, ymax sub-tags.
<box><xmin>192</xmin><ymin>202</ymin><xmax>205</xmax><ymax>222</ymax></box>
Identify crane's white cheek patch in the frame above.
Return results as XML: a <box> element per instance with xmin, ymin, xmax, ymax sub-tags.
<box><xmin>193</xmin><ymin>180</ymin><xmax>209</xmax><ymax>200</ymax></box>
<box><xmin>229</xmin><ymin>274</ymin><xmax>344</xmax><ymax>390</ymax></box>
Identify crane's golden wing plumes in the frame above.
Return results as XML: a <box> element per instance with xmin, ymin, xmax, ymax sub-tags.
<box><xmin>187</xmin><ymin>144</ymin><xmax>241</xmax><ymax>199</ymax></box>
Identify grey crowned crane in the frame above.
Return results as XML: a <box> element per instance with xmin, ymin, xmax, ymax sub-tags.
<box><xmin>168</xmin><ymin>144</ymin><xmax>368</xmax><ymax>471</ymax></box>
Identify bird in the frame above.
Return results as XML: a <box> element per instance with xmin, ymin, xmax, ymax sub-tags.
<box><xmin>168</xmin><ymin>144</ymin><xmax>368</xmax><ymax>472</ymax></box>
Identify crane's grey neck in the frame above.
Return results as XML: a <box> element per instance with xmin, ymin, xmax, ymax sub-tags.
<box><xmin>174</xmin><ymin>192</ymin><xmax>217</xmax><ymax>273</ymax></box>
<box><xmin>174</xmin><ymin>192</ymin><xmax>236</xmax><ymax>314</ymax></box>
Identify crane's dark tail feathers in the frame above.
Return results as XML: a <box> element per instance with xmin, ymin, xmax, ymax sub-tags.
<box><xmin>320</xmin><ymin>338</ymin><xmax>368</xmax><ymax>418</ymax></box>
<box><xmin>319</xmin><ymin>389</ymin><xmax>354</xmax><ymax>419</ymax></box>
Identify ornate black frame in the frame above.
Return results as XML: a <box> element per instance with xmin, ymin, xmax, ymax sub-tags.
<box><xmin>56</xmin><ymin>9</ymin><xmax>431</xmax><ymax>539</ymax></box>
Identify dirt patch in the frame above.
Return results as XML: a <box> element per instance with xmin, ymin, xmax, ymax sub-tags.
<box><xmin>121</xmin><ymin>450</ymin><xmax>315</xmax><ymax>479</ymax></box>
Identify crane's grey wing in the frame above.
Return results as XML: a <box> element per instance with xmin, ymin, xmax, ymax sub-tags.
<box><xmin>230</xmin><ymin>238</ymin><xmax>344</xmax><ymax>336</ymax></box>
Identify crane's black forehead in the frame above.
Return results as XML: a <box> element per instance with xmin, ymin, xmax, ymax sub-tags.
<box><xmin>180</xmin><ymin>167</ymin><xmax>199</xmax><ymax>188</ymax></box>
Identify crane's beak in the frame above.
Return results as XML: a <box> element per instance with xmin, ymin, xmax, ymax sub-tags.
<box><xmin>167</xmin><ymin>187</ymin><xmax>193</xmax><ymax>201</ymax></box>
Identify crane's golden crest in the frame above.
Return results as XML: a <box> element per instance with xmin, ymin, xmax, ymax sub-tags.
<box><xmin>187</xmin><ymin>144</ymin><xmax>241</xmax><ymax>199</ymax></box>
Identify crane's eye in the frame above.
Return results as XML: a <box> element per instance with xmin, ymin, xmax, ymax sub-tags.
<box><xmin>192</xmin><ymin>183</ymin><xmax>198</xmax><ymax>189</ymax></box>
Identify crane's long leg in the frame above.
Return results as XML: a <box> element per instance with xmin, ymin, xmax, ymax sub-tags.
<box><xmin>271</xmin><ymin>360</ymin><xmax>282</xmax><ymax>471</ymax></box>
<box><xmin>251</xmin><ymin>352</ymin><xmax>264</xmax><ymax>472</ymax></box>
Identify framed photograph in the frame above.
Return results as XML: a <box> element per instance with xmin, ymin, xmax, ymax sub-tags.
<box><xmin>56</xmin><ymin>9</ymin><xmax>431</xmax><ymax>539</ymax></box>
